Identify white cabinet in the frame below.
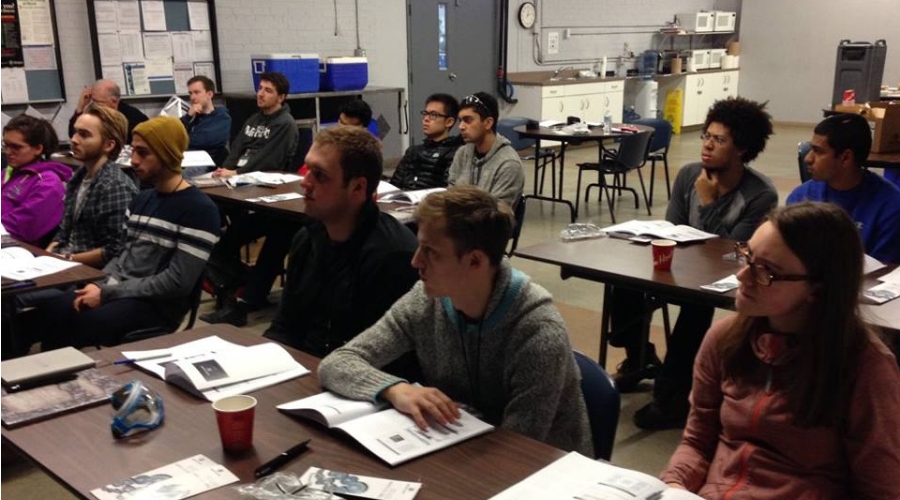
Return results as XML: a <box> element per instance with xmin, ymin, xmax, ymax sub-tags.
<box><xmin>509</xmin><ymin>80</ymin><xmax>625</xmax><ymax>125</ymax></box>
<box><xmin>660</xmin><ymin>70</ymin><xmax>740</xmax><ymax>128</ymax></box>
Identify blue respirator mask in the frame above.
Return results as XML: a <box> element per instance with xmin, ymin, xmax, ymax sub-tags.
<box><xmin>110</xmin><ymin>380</ymin><xmax>165</xmax><ymax>439</ymax></box>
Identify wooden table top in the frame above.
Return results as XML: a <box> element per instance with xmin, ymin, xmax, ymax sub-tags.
<box><xmin>1</xmin><ymin>240</ymin><xmax>106</xmax><ymax>296</ymax></box>
<box><xmin>1</xmin><ymin>325</ymin><xmax>566</xmax><ymax>499</ymax></box>
<box><xmin>515</xmin><ymin>236</ymin><xmax>899</xmax><ymax>330</ymax></box>
<box><xmin>866</xmin><ymin>151</ymin><xmax>900</xmax><ymax>169</ymax></box>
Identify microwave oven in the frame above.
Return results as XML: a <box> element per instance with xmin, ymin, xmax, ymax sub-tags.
<box><xmin>678</xmin><ymin>12</ymin><xmax>714</xmax><ymax>33</ymax></box>
<box><xmin>690</xmin><ymin>50</ymin><xmax>711</xmax><ymax>70</ymax></box>
<box><xmin>708</xmin><ymin>49</ymin><xmax>727</xmax><ymax>69</ymax></box>
<box><xmin>713</xmin><ymin>11</ymin><xmax>736</xmax><ymax>32</ymax></box>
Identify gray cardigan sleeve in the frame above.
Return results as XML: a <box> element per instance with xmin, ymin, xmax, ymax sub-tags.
<box><xmin>318</xmin><ymin>286</ymin><xmax>424</xmax><ymax>402</ymax></box>
<box><xmin>489</xmin><ymin>158</ymin><xmax>526</xmax><ymax>207</ymax></box>
<box><xmin>99</xmin><ymin>251</ymin><xmax>208</xmax><ymax>301</ymax></box>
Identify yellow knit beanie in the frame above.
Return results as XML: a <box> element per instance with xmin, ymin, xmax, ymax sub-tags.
<box><xmin>132</xmin><ymin>116</ymin><xmax>189</xmax><ymax>173</ymax></box>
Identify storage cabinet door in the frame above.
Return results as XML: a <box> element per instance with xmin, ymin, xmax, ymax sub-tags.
<box><xmin>541</xmin><ymin>96</ymin><xmax>567</xmax><ymax>121</ymax></box>
<box><xmin>722</xmin><ymin>71</ymin><xmax>739</xmax><ymax>99</ymax></box>
<box><xmin>682</xmin><ymin>74</ymin><xmax>705</xmax><ymax>126</ymax></box>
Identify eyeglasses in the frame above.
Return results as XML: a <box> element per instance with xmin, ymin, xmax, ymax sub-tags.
<box><xmin>2</xmin><ymin>141</ymin><xmax>26</xmax><ymax>152</ymax></box>
<box><xmin>420</xmin><ymin>110</ymin><xmax>450</xmax><ymax>120</ymax></box>
<box><xmin>700</xmin><ymin>132</ymin><xmax>730</xmax><ymax>147</ymax></box>
<box><xmin>734</xmin><ymin>242</ymin><xmax>810</xmax><ymax>287</ymax></box>
<box><xmin>461</xmin><ymin>94</ymin><xmax>489</xmax><ymax>115</ymax></box>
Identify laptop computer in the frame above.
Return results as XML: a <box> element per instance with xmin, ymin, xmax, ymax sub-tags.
<box><xmin>1</xmin><ymin>347</ymin><xmax>97</xmax><ymax>391</ymax></box>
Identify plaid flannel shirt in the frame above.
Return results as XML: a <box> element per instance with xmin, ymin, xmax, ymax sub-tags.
<box><xmin>53</xmin><ymin>161</ymin><xmax>137</xmax><ymax>265</ymax></box>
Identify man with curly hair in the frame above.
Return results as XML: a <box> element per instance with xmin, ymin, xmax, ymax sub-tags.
<box><xmin>611</xmin><ymin>97</ymin><xmax>778</xmax><ymax>430</ymax></box>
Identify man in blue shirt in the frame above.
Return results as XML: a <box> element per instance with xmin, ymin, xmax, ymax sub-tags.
<box><xmin>181</xmin><ymin>75</ymin><xmax>231</xmax><ymax>166</ymax></box>
<box><xmin>788</xmin><ymin>113</ymin><xmax>900</xmax><ymax>264</ymax></box>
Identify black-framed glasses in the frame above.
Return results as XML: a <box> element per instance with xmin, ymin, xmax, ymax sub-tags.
<box><xmin>734</xmin><ymin>242</ymin><xmax>810</xmax><ymax>287</ymax></box>
<box><xmin>420</xmin><ymin>110</ymin><xmax>449</xmax><ymax>120</ymax></box>
<box><xmin>461</xmin><ymin>94</ymin><xmax>489</xmax><ymax>115</ymax></box>
<box><xmin>700</xmin><ymin>132</ymin><xmax>730</xmax><ymax>147</ymax></box>
<box><xmin>1</xmin><ymin>141</ymin><xmax>26</xmax><ymax>152</ymax></box>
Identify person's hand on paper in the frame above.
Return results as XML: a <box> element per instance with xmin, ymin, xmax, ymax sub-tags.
<box><xmin>76</xmin><ymin>86</ymin><xmax>93</xmax><ymax>113</ymax></box>
<box><xmin>73</xmin><ymin>283</ymin><xmax>102</xmax><ymax>311</ymax></box>
<box><xmin>212</xmin><ymin>168</ymin><xmax>237</xmax><ymax>178</ymax></box>
<box><xmin>694</xmin><ymin>169</ymin><xmax>719</xmax><ymax>207</ymax></box>
<box><xmin>382</xmin><ymin>382</ymin><xmax>460</xmax><ymax>429</ymax></box>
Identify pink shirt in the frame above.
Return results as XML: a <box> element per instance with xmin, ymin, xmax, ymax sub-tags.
<box><xmin>661</xmin><ymin>315</ymin><xmax>900</xmax><ymax>500</ymax></box>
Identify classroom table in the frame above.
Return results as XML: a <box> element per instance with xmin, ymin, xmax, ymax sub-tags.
<box><xmin>1</xmin><ymin>240</ymin><xmax>106</xmax><ymax>297</ymax></box>
<box><xmin>1</xmin><ymin>325</ymin><xmax>566</xmax><ymax>499</ymax></box>
<box><xmin>199</xmin><ymin>180</ymin><xmax>414</xmax><ymax>222</ymax></box>
<box><xmin>515</xmin><ymin>236</ymin><xmax>899</xmax><ymax>367</ymax></box>
<box><xmin>865</xmin><ymin>151</ymin><xmax>900</xmax><ymax>169</ymax></box>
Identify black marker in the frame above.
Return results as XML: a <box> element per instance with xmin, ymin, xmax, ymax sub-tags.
<box><xmin>254</xmin><ymin>439</ymin><xmax>311</xmax><ymax>478</ymax></box>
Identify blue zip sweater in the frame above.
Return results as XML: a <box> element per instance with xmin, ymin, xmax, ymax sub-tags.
<box><xmin>787</xmin><ymin>170</ymin><xmax>900</xmax><ymax>264</ymax></box>
<box><xmin>181</xmin><ymin>106</ymin><xmax>232</xmax><ymax>164</ymax></box>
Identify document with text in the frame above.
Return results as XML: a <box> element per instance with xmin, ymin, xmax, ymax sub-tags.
<box><xmin>279</xmin><ymin>391</ymin><xmax>494</xmax><ymax>466</ymax></box>
<box><xmin>602</xmin><ymin>220</ymin><xmax>718</xmax><ymax>243</ymax></box>
<box><xmin>490</xmin><ymin>451</ymin><xmax>703</xmax><ymax>500</ymax></box>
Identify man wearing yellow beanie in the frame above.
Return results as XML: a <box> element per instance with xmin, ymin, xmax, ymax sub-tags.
<box><xmin>18</xmin><ymin>116</ymin><xmax>223</xmax><ymax>350</ymax></box>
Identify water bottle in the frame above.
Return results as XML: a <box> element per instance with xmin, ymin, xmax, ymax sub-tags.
<box><xmin>604</xmin><ymin>109</ymin><xmax>613</xmax><ymax>129</ymax></box>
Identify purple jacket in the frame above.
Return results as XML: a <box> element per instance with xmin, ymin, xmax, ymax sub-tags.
<box><xmin>1</xmin><ymin>160</ymin><xmax>72</xmax><ymax>245</ymax></box>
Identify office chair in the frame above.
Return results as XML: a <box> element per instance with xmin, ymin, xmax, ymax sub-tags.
<box><xmin>110</xmin><ymin>278</ymin><xmax>205</xmax><ymax>346</ymax></box>
<box><xmin>507</xmin><ymin>195</ymin><xmax>527</xmax><ymax>257</ymax></box>
<box><xmin>632</xmin><ymin>118</ymin><xmax>673</xmax><ymax>204</ymax></box>
<box><xmin>575</xmin><ymin>130</ymin><xmax>654</xmax><ymax>223</ymax></box>
<box><xmin>497</xmin><ymin>117</ymin><xmax>557</xmax><ymax>196</ymax></box>
<box><xmin>573</xmin><ymin>350</ymin><xmax>620</xmax><ymax>461</ymax></box>
<box><xmin>798</xmin><ymin>141</ymin><xmax>812</xmax><ymax>183</ymax></box>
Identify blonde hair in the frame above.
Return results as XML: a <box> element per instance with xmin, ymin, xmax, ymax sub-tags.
<box><xmin>83</xmin><ymin>103</ymin><xmax>128</xmax><ymax>158</ymax></box>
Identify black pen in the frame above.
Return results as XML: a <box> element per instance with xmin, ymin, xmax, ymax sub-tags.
<box><xmin>2</xmin><ymin>279</ymin><xmax>36</xmax><ymax>292</ymax></box>
<box><xmin>254</xmin><ymin>439</ymin><xmax>311</xmax><ymax>478</ymax></box>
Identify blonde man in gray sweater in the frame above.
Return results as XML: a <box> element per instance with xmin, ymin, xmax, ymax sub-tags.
<box><xmin>319</xmin><ymin>186</ymin><xmax>591</xmax><ymax>455</ymax></box>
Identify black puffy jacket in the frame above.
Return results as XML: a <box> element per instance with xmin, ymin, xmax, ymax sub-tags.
<box><xmin>390</xmin><ymin>135</ymin><xmax>464</xmax><ymax>190</ymax></box>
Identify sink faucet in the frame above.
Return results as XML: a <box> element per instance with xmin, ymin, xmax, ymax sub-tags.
<box><xmin>552</xmin><ymin>65</ymin><xmax>574</xmax><ymax>79</ymax></box>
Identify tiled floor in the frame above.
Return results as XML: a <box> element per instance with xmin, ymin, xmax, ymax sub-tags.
<box><xmin>1</xmin><ymin>123</ymin><xmax>819</xmax><ymax>497</ymax></box>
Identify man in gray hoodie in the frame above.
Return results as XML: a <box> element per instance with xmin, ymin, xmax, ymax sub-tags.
<box><xmin>448</xmin><ymin>92</ymin><xmax>524</xmax><ymax>207</ymax></box>
<box><xmin>318</xmin><ymin>186</ymin><xmax>592</xmax><ymax>456</ymax></box>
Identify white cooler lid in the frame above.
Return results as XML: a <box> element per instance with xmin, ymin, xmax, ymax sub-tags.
<box><xmin>324</xmin><ymin>56</ymin><xmax>368</xmax><ymax>64</ymax></box>
<box><xmin>251</xmin><ymin>53</ymin><xmax>319</xmax><ymax>60</ymax></box>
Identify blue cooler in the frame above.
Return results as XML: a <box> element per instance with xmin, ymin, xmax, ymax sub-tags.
<box><xmin>319</xmin><ymin>57</ymin><xmax>368</xmax><ymax>91</ymax></box>
<box><xmin>251</xmin><ymin>53</ymin><xmax>319</xmax><ymax>93</ymax></box>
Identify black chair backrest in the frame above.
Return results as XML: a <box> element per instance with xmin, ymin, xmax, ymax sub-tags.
<box><xmin>798</xmin><ymin>141</ymin><xmax>812</xmax><ymax>183</ymax></box>
<box><xmin>507</xmin><ymin>195</ymin><xmax>527</xmax><ymax>256</ymax></box>
<box><xmin>497</xmin><ymin>117</ymin><xmax>536</xmax><ymax>151</ymax></box>
<box><xmin>632</xmin><ymin>118</ymin><xmax>672</xmax><ymax>154</ymax></box>
<box><xmin>614</xmin><ymin>130</ymin><xmax>654</xmax><ymax>170</ymax></box>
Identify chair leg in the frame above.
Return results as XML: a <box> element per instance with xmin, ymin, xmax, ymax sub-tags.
<box><xmin>636</xmin><ymin>168</ymin><xmax>651</xmax><ymax>216</ymax></box>
<box><xmin>648</xmin><ymin>159</ymin><xmax>657</xmax><ymax>207</ymax></box>
<box><xmin>663</xmin><ymin>155</ymin><xmax>672</xmax><ymax>200</ymax></box>
<box><xmin>575</xmin><ymin>167</ymin><xmax>583</xmax><ymax>217</ymax></box>
<box><xmin>603</xmin><ymin>181</ymin><xmax>616</xmax><ymax>224</ymax></box>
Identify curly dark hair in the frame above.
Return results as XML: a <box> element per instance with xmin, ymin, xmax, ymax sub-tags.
<box><xmin>704</xmin><ymin>96</ymin><xmax>773</xmax><ymax>164</ymax></box>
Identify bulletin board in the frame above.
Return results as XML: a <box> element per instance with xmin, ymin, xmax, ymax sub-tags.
<box><xmin>1</xmin><ymin>0</ymin><xmax>66</xmax><ymax>104</ymax></box>
<box><xmin>86</xmin><ymin>0</ymin><xmax>222</xmax><ymax>99</ymax></box>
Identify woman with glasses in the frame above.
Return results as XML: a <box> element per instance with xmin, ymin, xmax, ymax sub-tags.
<box><xmin>660</xmin><ymin>201</ymin><xmax>900</xmax><ymax>499</ymax></box>
<box><xmin>2</xmin><ymin>114</ymin><xmax>72</xmax><ymax>246</ymax></box>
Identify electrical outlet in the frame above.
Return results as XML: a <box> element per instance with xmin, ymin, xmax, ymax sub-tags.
<box><xmin>548</xmin><ymin>31</ymin><xmax>559</xmax><ymax>55</ymax></box>
<box><xmin>563</xmin><ymin>29</ymin><xmax>571</xmax><ymax>40</ymax></box>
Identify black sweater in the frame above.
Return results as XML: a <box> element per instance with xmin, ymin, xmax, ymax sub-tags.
<box><xmin>390</xmin><ymin>135</ymin><xmax>464</xmax><ymax>190</ymax></box>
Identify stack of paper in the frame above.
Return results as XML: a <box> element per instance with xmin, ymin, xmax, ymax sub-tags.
<box><xmin>865</xmin><ymin>266</ymin><xmax>900</xmax><ymax>304</ymax></box>
<box><xmin>1</xmin><ymin>246</ymin><xmax>80</xmax><ymax>281</ymax></box>
<box><xmin>123</xmin><ymin>336</ymin><xmax>309</xmax><ymax>401</ymax></box>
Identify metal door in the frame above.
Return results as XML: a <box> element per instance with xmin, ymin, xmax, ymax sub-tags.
<box><xmin>407</xmin><ymin>0</ymin><xmax>497</xmax><ymax>145</ymax></box>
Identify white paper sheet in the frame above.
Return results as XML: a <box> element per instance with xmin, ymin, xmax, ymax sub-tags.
<box><xmin>299</xmin><ymin>467</ymin><xmax>421</xmax><ymax>500</ymax></box>
<box><xmin>187</xmin><ymin>2</ymin><xmax>210</xmax><ymax>30</ymax></box>
<box><xmin>191</xmin><ymin>31</ymin><xmax>214</xmax><ymax>61</ymax></box>
<box><xmin>90</xmin><ymin>454</ymin><xmax>237</xmax><ymax>500</ymax></box>
<box><xmin>145</xmin><ymin>58</ymin><xmax>173</xmax><ymax>78</ymax></box>
<box><xmin>193</xmin><ymin>61</ymin><xmax>215</xmax><ymax>81</ymax></box>
<box><xmin>23</xmin><ymin>45</ymin><xmax>56</xmax><ymax>70</ymax></box>
<box><xmin>17</xmin><ymin>0</ymin><xmax>54</xmax><ymax>45</ymax></box>
<box><xmin>246</xmin><ymin>192</ymin><xmax>304</xmax><ymax>204</ymax></box>
<box><xmin>124</xmin><ymin>62</ymin><xmax>151</xmax><ymax>95</ymax></box>
<box><xmin>171</xmin><ymin>32</ymin><xmax>194</xmax><ymax>63</ymax></box>
<box><xmin>139</xmin><ymin>0</ymin><xmax>167</xmax><ymax>31</ymax></box>
<box><xmin>173</xmin><ymin>63</ymin><xmax>194</xmax><ymax>93</ymax></box>
<box><xmin>1</xmin><ymin>255</ymin><xmax>80</xmax><ymax>281</ymax></box>
<box><xmin>101</xmin><ymin>65</ymin><xmax>127</xmax><ymax>94</ymax></box>
<box><xmin>1</xmin><ymin>68</ymin><xmax>29</xmax><ymax>103</ymax></box>
<box><xmin>118</xmin><ymin>32</ymin><xmax>144</xmax><ymax>62</ymax></box>
<box><xmin>97</xmin><ymin>33</ymin><xmax>122</xmax><ymax>65</ymax></box>
<box><xmin>142</xmin><ymin>32</ymin><xmax>172</xmax><ymax>60</ymax></box>
<box><xmin>116</xmin><ymin>1</ymin><xmax>141</xmax><ymax>32</ymax></box>
<box><xmin>878</xmin><ymin>267</ymin><xmax>900</xmax><ymax>285</ymax></box>
<box><xmin>700</xmin><ymin>274</ymin><xmax>739</xmax><ymax>293</ymax></box>
<box><xmin>93</xmin><ymin>1</ymin><xmax>118</xmax><ymax>33</ymax></box>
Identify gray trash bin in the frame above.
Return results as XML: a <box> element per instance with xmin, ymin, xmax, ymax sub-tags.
<box><xmin>831</xmin><ymin>39</ymin><xmax>887</xmax><ymax>106</ymax></box>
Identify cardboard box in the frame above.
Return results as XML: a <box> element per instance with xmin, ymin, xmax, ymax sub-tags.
<box><xmin>834</xmin><ymin>102</ymin><xmax>900</xmax><ymax>153</ymax></box>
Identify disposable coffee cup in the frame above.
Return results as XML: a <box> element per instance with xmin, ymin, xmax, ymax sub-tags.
<box><xmin>651</xmin><ymin>239</ymin><xmax>677</xmax><ymax>271</ymax></box>
<box><xmin>212</xmin><ymin>395</ymin><xmax>257</xmax><ymax>453</ymax></box>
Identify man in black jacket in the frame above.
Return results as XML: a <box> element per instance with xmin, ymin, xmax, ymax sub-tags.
<box><xmin>263</xmin><ymin>126</ymin><xmax>419</xmax><ymax>358</ymax></box>
<box><xmin>68</xmin><ymin>79</ymin><xmax>148</xmax><ymax>143</ymax></box>
<box><xmin>390</xmin><ymin>94</ymin><xmax>463</xmax><ymax>190</ymax></box>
